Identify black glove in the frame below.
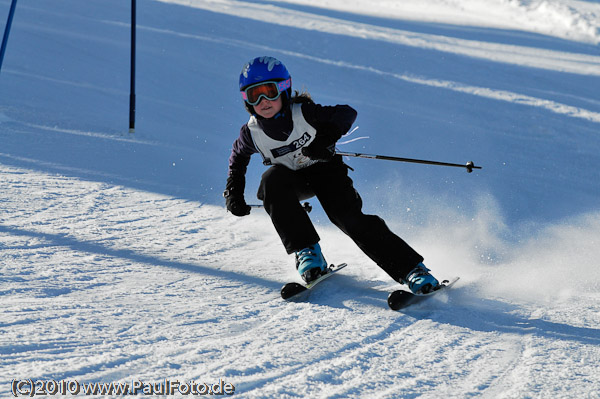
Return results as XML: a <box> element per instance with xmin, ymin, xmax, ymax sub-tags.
<box><xmin>301</xmin><ymin>134</ymin><xmax>336</xmax><ymax>161</ymax></box>
<box><xmin>224</xmin><ymin>175</ymin><xmax>251</xmax><ymax>217</ymax></box>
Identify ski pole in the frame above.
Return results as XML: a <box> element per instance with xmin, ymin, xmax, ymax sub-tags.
<box><xmin>335</xmin><ymin>151</ymin><xmax>482</xmax><ymax>173</ymax></box>
<box><xmin>249</xmin><ymin>202</ymin><xmax>313</xmax><ymax>213</ymax></box>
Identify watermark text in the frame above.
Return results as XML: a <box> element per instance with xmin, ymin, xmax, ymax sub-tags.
<box><xmin>11</xmin><ymin>378</ymin><xmax>235</xmax><ymax>396</ymax></box>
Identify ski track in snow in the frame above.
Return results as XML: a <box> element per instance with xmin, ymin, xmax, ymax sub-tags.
<box><xmin>266</xmin><ymin>0</ymin><xmax>600</xmax><ymax>45</ymax></box>
<box><xmin>158</xmin><ymin>0</ymin><xmax>600</xmax><ymax>75</ymax></box>
<box><xmin>1</xmin><ymin>164</ymin><xmax>599</xmax><ymax>398</ymax></box>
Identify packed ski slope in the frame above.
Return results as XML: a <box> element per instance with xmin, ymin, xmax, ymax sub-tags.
<box><xmin>1</xmin><ymin>0</ymin><xmax>599</xmax><ymax>397</ymax></box>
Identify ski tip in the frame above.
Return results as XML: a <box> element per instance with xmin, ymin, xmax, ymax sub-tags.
<box><xmin>387</xmin><ymin>290</ymin><xmax>412</xmax><ymax>311</ymax></box>
<box><xmin>281</xmin><ymin>282</ymin><xmax>306</xmax><ymax>300</ymax></box>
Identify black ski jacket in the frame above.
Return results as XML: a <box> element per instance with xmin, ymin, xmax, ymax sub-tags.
<box><xmin>228</xmin><ymin>100</ymin><xmax>357</xmax><ymax>178</ymax></box>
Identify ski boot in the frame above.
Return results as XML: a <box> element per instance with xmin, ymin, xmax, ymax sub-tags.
<box><xmin>402</xmin><ymin>263</ymin><xmax>440</xmax><ymax>294</ymax></box>
<box><xmin>295</xmin><ymin>243</ymin><xmax>328</xmax><ymax>283</ymax></box>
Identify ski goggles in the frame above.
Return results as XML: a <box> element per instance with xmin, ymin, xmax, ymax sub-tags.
<box><xmin>241</xmin><ymin>79</ymin><xmax>291</xmax><ymax>106</ymax></box>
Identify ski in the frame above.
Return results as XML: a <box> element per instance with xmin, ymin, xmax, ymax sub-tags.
<box><xmin>387</xmin><ymin>277</ymin><xmax>460</xmax><ymax>311</ymax></box>
<box><xmin>280</xmin><ymin>263</ymin><xmax>348</xmax><ymax>300</ymax></box>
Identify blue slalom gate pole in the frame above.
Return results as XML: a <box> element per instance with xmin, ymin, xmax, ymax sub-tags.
<box><xmin>129</xmin><ymin>0</ymin><xmax>136</xmax><ymax>133</ymax></box>
<box><xmin>0</xmin><ymin>0</ymin><xmax>18</xmax><ymax>73</ymax></box>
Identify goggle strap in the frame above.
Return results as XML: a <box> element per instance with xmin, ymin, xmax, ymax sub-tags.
<box><xmin>277</xmin><ymin>78</ymin><xmax>291</xmax><ymax>92</ymax></box>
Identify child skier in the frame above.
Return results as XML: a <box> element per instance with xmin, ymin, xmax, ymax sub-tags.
<box><xmin>224</xmin><ymin>56</ymin><xmax>440</xmax><ymax>294</ymax></box>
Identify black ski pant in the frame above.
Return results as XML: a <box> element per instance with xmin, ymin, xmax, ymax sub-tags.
<box><xmin>256</xmin><ymin>159</ymin><xmax>423</xmax><ymax>282</ymax></box>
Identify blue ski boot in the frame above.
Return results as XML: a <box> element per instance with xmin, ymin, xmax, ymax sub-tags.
<box><xmin>295</xmin><ymin>243</ymin><xmax>328</xmax><ymax>283</ymax></box>
<box><xmin>403</xmin><ymin>263</ymin><xmax>440</xmax><ymax>294</ymax></box>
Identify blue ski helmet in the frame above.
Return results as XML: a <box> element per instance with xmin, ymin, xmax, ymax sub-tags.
<box><xmin>239</xmin><ymin>56</ymin><xmax>292</xmax><ymax>114</ymax></box>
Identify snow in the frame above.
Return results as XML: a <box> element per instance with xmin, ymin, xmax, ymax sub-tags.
<box><xmin>266</xmin><ymin>0</ymin><xmax>600</xmax><ymax>44</ymax></box>
<box><xmin>1</xmin><ymin>0</ymin><xmax>599</xmax><ymax>397</ymax></box>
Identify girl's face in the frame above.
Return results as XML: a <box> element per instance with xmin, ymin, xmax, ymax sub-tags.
<box><xmin>253</xmin><ymin>96</ymin><xmax>283</xmax><ymax>119</ymax></box>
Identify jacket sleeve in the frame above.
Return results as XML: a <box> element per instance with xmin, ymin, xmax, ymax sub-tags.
<box><xmin>301</xmin><ymin>102</ymin><xmax>358</xmax><ymax>143</ymax></box>
<box><xmin>228</xmin><ymin>124</ymin><xmax>258</xmax><ymax>177</ymax></box>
